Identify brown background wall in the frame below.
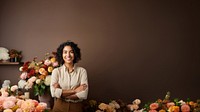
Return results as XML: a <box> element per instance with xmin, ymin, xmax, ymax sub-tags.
<box><xmin>0</xmin><ymin>0</ymin><xmax>200</xmax><ymax>104</ymax></box>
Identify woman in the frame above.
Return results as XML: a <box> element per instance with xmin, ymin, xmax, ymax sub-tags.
<box><xmin>50</xmin><ymin>41</ymin><xmax>88</xmax><ymax>112</ymax></box>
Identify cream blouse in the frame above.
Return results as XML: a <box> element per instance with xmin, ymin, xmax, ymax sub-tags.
<box><xmin>50</xmin><ymin>65</ymin><xmax>88</xmax><ymax>100</ymax></box>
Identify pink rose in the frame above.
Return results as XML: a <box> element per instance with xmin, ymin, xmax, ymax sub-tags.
<box><xmin>150</xmin><ymin>103</ymin><xmax>159</xmax><ymax>110</ymax></box>
<box><xmin>167</xmin><ymin>102</ymin><xmax>175</xmax><ymax>108</ymax></box>
<box><xmin>3</xmin><ymin>100</ymin><xmax>15</xmax><ymax>109</ymax></box>
<box><xmin>20</xmin><ymin>72</ymin><xmax>27</xmax><ymax>79</ymax></box>
<box><xmin>52</xmin><ymin>61</ymin><xmax>59</xmax><ymax>67</ymax></box>
<box><xmin>149</xmin><ymin>109</ymin><xmax>157</xmax><ymax>112</ymax></box>
<box><xmin>44</xmin><ymin>59</ymin><xmax>51</xmax><ymax>66</ymax></box>
<box><xmin>181</xmin><ymin>104</ymin><xmax>190</xmax><ymax>112</ymax></box>
<box><xmin>16</xmin><ymin>109</ymin><xmax>23</xmax><ymax>112</ymax></box>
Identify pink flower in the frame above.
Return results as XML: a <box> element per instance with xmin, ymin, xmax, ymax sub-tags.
<box><xmin>167</xmin><ymin>102</ymin><xmax>175</xmax><ymax>108</ymax></box>
<box><xmin>16</xmin><ymin>99</ymin><xmax>24</xmax><ymax>107</ymax></box>
<box><xmin>52</xmin><ymin>61</ymin><xmax>59</xmax><ymax>67</ymax></box>
<box><xmin>10</xmin><ymin>85</ymin><xmax>18</xmax><ymax>92</ymax></box>
<box><xmin>150</xmin><ymin>103</ymin><xmax>159</xmax><ymax>110</ymax></box>
<box><xmin>1</xmin><ymin>91</ymin><xmax>9</xmax><ymax>97</ymax></box>
<box><xmin>16</xmin><ymin>109</ymin><xmax>22</xmax><ymax>112</ymax></box>
<box><xmin>0</xmin><ymin>97</ymin><xmax>6</xmax><ymax>105</ymax></box>
<box><xmin>20</xmin><ymin>72</ymin><xmax>27</xmax><ymax>79</ymax></box>
<box><xmin>20</xmin><ymin>99</ymin><xmax>36</xmax><ymax>112</ymax></box>
<box><xmin>2</xmin><ymin>100</ymin><xmax>15</xmax><ymax>109</ymax></box>
<box><xmin>35</xmin><ymin>102</ymin><xmax>47</xmax><ymax>112</ymax></box>
<box><xmin>181</xmin><ymin>104</ymin><xmax>190</xmax><ymax>112</ymax></box>
<box><xmin>6</xmin><ymin>96</ymin><xmax>17</xmax><ymax>103</ymax></box>
<box><xmin>44</xmin><ymin>59</ymin><xmax>51</xmax><ymax>66</ymax></box>
<box><xmin>28</xmin><ymin>76</ymin><xmax>37</xmax><ymax>83</ymax></box>
<box><xmin>149</xmin><ymin>109</ymin><xmax>157</xmax><ymax>112</ymax></box>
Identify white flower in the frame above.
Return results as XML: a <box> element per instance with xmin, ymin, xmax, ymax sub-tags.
<box><xmin>10</xmin><ymin>85</ymin><xmax>18</xmax><ymax>92</ymax></box>
<box><xmin>35</xmin><ymin>79</ymin><xmax>41</xmax><ymax>84</ymax></box>
<box><xmin>18</xmin><ymin>80</ymin><xmax>27</xmax><ymax>89</ymax></box>
<box><xmin>19</xmin><ymin>66</ymin><xmax>23</xmax><ymax>72</ymax></box>
<box><xmin>0</xmin><ymin>47</ymin><xmax>10</xmax><ymax>61</ymax></box>
<box><xmin>2</xmin><ymin>80</ymin><xmax>11</xmax><ymax>88</ymax></box>
<box><xmin>133</xmin><ymin>99</ymin><xmax>141</xmax><ymax>105</ymax></box>
<box><xmin>44</xmin><ymin>75</ymin><xmax>51</xmax><ymax>86</ymax></box>
<box><xmin>179</xmin><ymin>100</ymin><xmax>186</xmax><ymax>105</ymax></box>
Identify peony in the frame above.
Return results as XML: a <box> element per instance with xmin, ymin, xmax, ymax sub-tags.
<box><xmin>2</xmin><ymin>100</ymin><xmax>15</xmax><ymax>109</ymax></box>
<box><xmin>181</xmin><ymin>104</ymin><xmax>190</xmax><ymax>112</ymax></box>
<box><xmin>150</xmin><ymin>103</ymin><xmax>159</xmax><ymax>110</ymax></box>
<box><xmin>133</xmin><ymin>99</ymin><xmax>141</xmax><ymax>105</ymax></box>
<box><xmin>20</xmin><ymin>72</ymin><xmax>27</xmax><ymax>80</ymax></box>
<box><xmin>28</xmin><ymin>76</ymin><xmax>37</xmax><ymax>83</ymax></box>
<box><xmin>18</xmin><ymin>80</ymin><xmax>26</xmax><ymax>89</ymax></box>
<box><xmin>149</xmin><ymin>110</ymin><xmax>158</xmax><ymax>112</ymax></box>
<box><xmin>98</xmin><ymin>103</ymin><xmax>108</xmax><ymax>110</ymax></box>
<box><xmin>166</xmin><ymin>102</ymin><xmax>175</xmax><ymax>108</ymax></box>
<box><xmin>10</xmin><ymin>85</ymin><xmax>18</xmax><ymax>92</ymax></box>
<box><xmin>44</xmin><ymin>75</ymin><xmax>51</xmax><ymax>86</ymax></box>
<box><xmin>44</xmin><ymin>59</ymin><xmax>51</xmax><ymax>66</ymax></box>
<box><xmin>35</xmin><ymin>102</ymin><xmax>47</xmax><ymax>111</ymax></box>
<box><xmin>0</xmin><ymin>47</ymin><xmax>10</xmax><ymax>61</ymax></box>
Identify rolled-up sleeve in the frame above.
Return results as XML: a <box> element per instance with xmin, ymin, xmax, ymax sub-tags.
<box><xmin>50</xmin><ymin>68</ymin><xmax>62</xmax><ymax>98</ymax></box>
<box><xmin>76</xmin><ymin>69</ymin><xmax>89</xmax><ymax>100</ymax></box>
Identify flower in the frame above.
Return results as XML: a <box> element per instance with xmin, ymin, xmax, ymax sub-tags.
<box><xmin>18</xmin><ymin>52</ymin><xmax>59</xmax><ymax>96</ymax></box>
<box><xmin>8</xmin><ymin>49</ymin><xmax>23</xmax><ymax>62</ymax></box>
<box><xmin>0</xmin><ymin>47</ymin><xmax>10</xmax><ymax>61</ymax></box>
<box><xmin>143</xmin><ymin>92</ymin><xmax>200</xmax><ymax>112</ymax></box>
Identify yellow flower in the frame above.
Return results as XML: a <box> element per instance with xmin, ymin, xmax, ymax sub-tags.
<box><xmin>159</xmin><ymin>109</ymin><xmax>166</xmax><ymax>112</ymax></box>
<box><xmin>50</xmin><ymin>57</ymin><xmax>56</xmax><ymax>63</ymax></box>
<box><xmin>48</xmin><ymin>66</ymin><xmax>53</xmax><ymax>73</ymax></box>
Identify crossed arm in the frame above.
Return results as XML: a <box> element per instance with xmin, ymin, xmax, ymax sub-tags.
<box><xmin>53</xmin><ymin>83</ymin><xmax>87</xmax><ymax>100</ymax></box>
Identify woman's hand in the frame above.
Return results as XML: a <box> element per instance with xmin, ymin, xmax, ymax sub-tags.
<box><xmin>53</xmin><ymin>83</ymin><xmax>60</xmax><ymax>88</ymax></box>
<box><xmin>74</xmin><ymin>84</ymin><xmax>87</xmax><ymax>93</ymax></box>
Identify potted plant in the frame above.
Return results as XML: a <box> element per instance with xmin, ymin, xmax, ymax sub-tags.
<box><xmin>8</xmin><ymin>49</ymin><xmax>23</xmax><ymax>62</ymax></box>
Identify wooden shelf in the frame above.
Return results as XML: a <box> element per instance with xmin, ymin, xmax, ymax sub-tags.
<box><xmin>0</xmin><ymin>62</ymin><xmax>23</xmax><ymax>65</ymax></box>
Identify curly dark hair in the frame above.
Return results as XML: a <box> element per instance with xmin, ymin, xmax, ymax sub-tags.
<box><xmin>56</xmin><ymin>41</ymin><xmax>81</xmax><ymax>65</ymax></box>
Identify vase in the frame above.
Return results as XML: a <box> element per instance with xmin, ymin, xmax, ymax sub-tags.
<box><xmin>38</xmin><ymin>93</ymin><xmax>52</xmax><ymax>109</ymax></box>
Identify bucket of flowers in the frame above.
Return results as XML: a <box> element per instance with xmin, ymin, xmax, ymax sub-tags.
<box><xmin>18</xmin><ymin>52</ymin><xmax>59</xmax><ymax>97</ymax></box>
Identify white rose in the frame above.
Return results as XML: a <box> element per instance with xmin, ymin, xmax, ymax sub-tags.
<box><xmin>44</xmin><ymin>75</ymin><xmax>51</xmax><ymax>86</ymax></box>
<box><xmin>36</xmin><ymin>79</ymin><xmax>41</xmax><ymax>84</ymax></box>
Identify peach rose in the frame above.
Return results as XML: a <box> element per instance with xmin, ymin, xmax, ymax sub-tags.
<box><xmin>181</xmin><ymin>104</ymin><xmax>190</xmax><ymax>112</ymax></box>
<box><xmin>150</xmin><ymin>103</ymin><xmax>159</xmax><ymax>110</ymax></box>
<box><xmin>167</xmin><ymin>102</ymin><xmax>175</xmax><ymax>108</ymax></box>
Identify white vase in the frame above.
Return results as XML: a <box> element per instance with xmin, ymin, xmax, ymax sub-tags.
<box><xmin>38</xmin><ymin>93</ymin><xmax>52</xmax><ymax>109</ymax></box>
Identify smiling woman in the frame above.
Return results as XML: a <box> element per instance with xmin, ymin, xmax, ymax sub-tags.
<box><xmin>50</xmin><ymin>41</ymin><xmax>89</xmax><ymax>112</ymax></box>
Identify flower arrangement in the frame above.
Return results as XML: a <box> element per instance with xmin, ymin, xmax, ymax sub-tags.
<box><xmin>18</xmin><ymin>52</ymin><xmax>59</xmax><ymax>96</ymax></box>
<box><xmin>84</xmin><ymin>92</ymin><xmax>200</xmax><ymax>112</ymax></box>
<box><xmin>143</xmin><ymin>92</ymin><xmax>200</xmax><ymax>112</ymax></box>
<box><xmin>0</xmin><ymin>95</ymin><xmax>48</xmax><ymax>112</ymax></box>
<box><xmin>0</xmin><ymin>81</ymin><xmax>48</xmax><ymax>112</ymax></box>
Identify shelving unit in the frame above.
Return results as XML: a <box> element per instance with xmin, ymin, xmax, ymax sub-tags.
<box><xmin>0</xmin><ymin>62</ymin><xmax>23</xmax><ymax>65</ymax></box>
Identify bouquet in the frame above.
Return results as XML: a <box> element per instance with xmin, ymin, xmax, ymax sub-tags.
<box><xmin>18</xmin><ymin>52</ymin><xmax>59</xmax><ymax>96</ymax></box>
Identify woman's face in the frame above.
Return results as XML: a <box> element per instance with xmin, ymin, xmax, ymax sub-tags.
<box><xmin>62</xmin><ymin>46</ymin><xmax>75</xmax><ymax>64</ymax></box>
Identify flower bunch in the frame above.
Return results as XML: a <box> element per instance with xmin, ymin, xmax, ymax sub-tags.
<box><xmin>96</xmin><ymin>100</ymin><xmax>121</xmax><ymax>112</ymax></box>
<box><xmin>127</xmin><ymin>99</ymin><xmax>144</xmax><ymax>112</ymax></box>
<box><xmin>143</xmin><ymin>92</ymin><xmax>200</xmax><ymax>112</ymax></box>
<box><xmin>8</xmin><ymin>49</ymin><xmax>23</xmax><ymax>61</ymax></box>
<box><xmin>18</xmin><ymin>52</ymin><xmax>59</xmax><ymax>96</ymax></box>
<box><xmin>0</xmin><ymin>95</ymin><xmax>47</xmax><ymax>112</ymax></box>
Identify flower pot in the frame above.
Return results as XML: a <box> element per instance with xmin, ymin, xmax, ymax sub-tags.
<box><xmin>38</xmin><ymin>93</ymin><xmax>52</xmax><ymax>109</ymax></box>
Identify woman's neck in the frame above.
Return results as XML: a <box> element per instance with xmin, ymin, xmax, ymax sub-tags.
<box><xmin>64</xmin><ymin>63</ymin><xmax>74</xmax><ymax>73</ymax></box>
